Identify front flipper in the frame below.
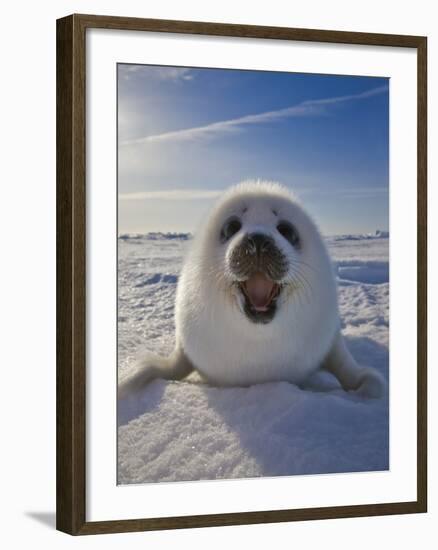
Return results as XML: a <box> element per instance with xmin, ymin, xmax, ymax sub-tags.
<box><xmin>118</xmin><ymin>346</ymin><xmax>194</xmax><ymax>400</ymax></box>
<box><xmin>322</xmin><ymin>331</ymin><xmax>386</xmax><ymax>399</ymax></box>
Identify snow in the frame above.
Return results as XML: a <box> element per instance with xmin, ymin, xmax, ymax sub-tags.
<box><xmin>118</xmin><ymin>234</ymin><xmax>389</xmax><ymax>484</ymax></box>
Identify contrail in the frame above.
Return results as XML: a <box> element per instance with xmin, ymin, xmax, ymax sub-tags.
<box><xmin>120</xmin><ymin>85</ymin><xmax>388</xmax><ymax>147</ymax></box>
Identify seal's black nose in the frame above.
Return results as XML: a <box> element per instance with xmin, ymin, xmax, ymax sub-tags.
<box><xmin>247</xmin><ymin>233</ymin><xmax>272</xmax><ymax>255</ymax></box>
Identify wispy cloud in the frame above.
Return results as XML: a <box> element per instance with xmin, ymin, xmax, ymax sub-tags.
<box><xmin>119</xmin><ymin>185</ymin><xmax>387</xmax><ymax>202</ymax></box>
<box><xmin>119</xmin><ymin>189</ymin><xmax>223</xmax><ymax>201</ymax></box>
<box><xmin>301</xmin><ymin>186</ymin><xmax>388</xmax><ymax>199</ymax></box>
<box><xmin>119</xmin><ymin>65</ymin><xmax>194</xmax><ymax>82</ymax></box>
<box><xmin>121</xmin><ymin>85</ymin><xmax>388</xmax><ymax>147</ymax></box>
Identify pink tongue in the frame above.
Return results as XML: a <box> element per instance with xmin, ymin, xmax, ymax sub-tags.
<box><xmin>244</xmin><ymin>272</ymin><xmax>275</xmax><ymax>310</ymax></box>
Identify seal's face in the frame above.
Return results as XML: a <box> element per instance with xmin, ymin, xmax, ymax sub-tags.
<box><xmin>216</xmin><ymin>190</ymin><xmax>310</xmax><ymax>324</ymax></box>
<box><xmin>226</xmin><ymin>229</ymin><xmax>290</xmax><ymax>324</ymax></box>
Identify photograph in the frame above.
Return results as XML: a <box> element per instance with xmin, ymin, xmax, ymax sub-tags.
<box><xmin>116</xmin><ymin>64</ymin><xmax>390</xmax><ymax>485</ymax></box>
<box><xmin>1</xmin><ymin>0</ymin><xmax>432</xmax><ymax>543</ymax></box>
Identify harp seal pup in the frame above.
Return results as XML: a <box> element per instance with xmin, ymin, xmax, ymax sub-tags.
<box><xmin>119</xmin><ymin>181</ymin><xmax>385</xmax><ymax>399</ymax></box>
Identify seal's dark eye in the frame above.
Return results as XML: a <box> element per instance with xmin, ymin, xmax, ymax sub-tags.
<box><xmin>220</xmin><ymin>217</ymin><xmax>242</xmax><ymax>243</ymax></box>
<box><xmin>277</xmin><ymin>221</ymin><xmax>300</xmax><ymax>247</ymax></box>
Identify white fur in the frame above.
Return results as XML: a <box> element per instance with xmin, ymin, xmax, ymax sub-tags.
<box><xmin>176</xmin><ymin>182</ymin><xmax>339</xmax><ymax>385</ymax></box>
<box><xmin>176</xmin><ymin>180</ymin><xmax>339</xmax><ymax>386</ymax></box>
<box><xmin>120</xmin><ymin>180</ymin><xmax>385</xmax><ymax>398</ymax></box>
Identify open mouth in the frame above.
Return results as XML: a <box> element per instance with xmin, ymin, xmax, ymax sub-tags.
<box><xmin>238</xmin><ymin>272</ymin><xmax>281</xmax><ymax>323</ymax></box>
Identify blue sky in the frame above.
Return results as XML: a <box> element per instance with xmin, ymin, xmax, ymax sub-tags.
<box><xmin>118</xmin><ymin>64</ymin><xmax>389</xmax><ymax>235</ymax></box>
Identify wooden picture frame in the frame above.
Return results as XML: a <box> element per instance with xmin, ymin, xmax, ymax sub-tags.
<box><xmin>56</xmin><ymin>13</ymin><xmax>427</xmax><ymax>535</ymax></box>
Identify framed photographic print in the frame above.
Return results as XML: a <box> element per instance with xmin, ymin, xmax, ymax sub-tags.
<box><xmin>56</xmin><ymin>14</ymin><xmax>427</xmax><ymax>535</ymax></box>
